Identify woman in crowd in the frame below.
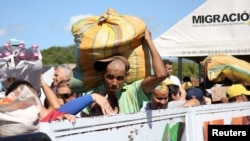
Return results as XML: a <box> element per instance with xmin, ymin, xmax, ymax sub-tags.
<box><xmin>167</xmin><ymin>84</ymin><xmax>200</xmax><ymax>108</ymax></box>
<box><xmin>41</xmin><ymin>76</ymin><xmax>119</xmax><ymax>116</ymax></box>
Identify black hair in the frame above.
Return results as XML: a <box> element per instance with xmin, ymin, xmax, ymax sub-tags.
<box><xmin>167</xmin><ymin>84</ymin><xmax>180</xmax><ymax>101</ymax></box>
<box><xmin>183</xmin><ymin>76</ymin><xmax>191</xmax><ymax>82</ymax></box>
<box><xmin>107</xmin><ymin>93</ymin><xmax>119</xmax><ymax>112</ymax></box>
<box><xmin>164</xmin><ymin>59</ymin><xmax>172</xmax><ymax>65</ymax></box>
<box><xmin>5</xmin><ymin>80</ymin><xmax>34</xmax><ymax>96</ymax></box>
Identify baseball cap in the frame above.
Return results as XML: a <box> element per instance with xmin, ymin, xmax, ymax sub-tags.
<box><xmin>227</xmin><ymin>84</ymin><xmax>250</xmax><ymax>98</ymax></box>
<box><xmin>163</xmin><ymin>78</ymin><xmax>174</xmax><ymax>85</ymax></box>
<box><xmin>94</xmin><ymin>56</ymin><xmax>130</xmax><ymax>72</ymax></box>
<box><xmin>186</xmin><ymin>87</ymin><xmax>204</xmax><ymax>102</ymax></box>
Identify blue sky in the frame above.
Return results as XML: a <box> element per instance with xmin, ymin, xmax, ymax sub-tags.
<box><xmin>0</xmin><ymin>0</ymin><xmax>205</xmax><ymax>50</ymax></box>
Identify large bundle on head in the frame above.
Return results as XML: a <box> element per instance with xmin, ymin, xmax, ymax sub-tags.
<box><xmin>201</xmin><ymin>54</ymin><xmax>250</xmax><ymax>85</ymax></box>
<box><xmin>70</xmin><ymin>8</ymin><xmax>152</xmax><ymax>92</ymax></box>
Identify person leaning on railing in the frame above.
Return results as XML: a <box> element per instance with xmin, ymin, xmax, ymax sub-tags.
<box><xmin>225</xmin><ymin>84</ymin><xmax>250</xmax><ymax>103</ymax></box>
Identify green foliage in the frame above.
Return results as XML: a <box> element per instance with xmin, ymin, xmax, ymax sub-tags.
<box><xmin>172</xmin><ymin>61</ymin><xmax>199</xmax><ymax>78</ymax></box>
<box><xmin>41</xmin><ymin>45</ymin><xmax>199</xmax><ymax>78</ymax></box>
<box><xmin>41</xmin><ymin>45</ymin><xmax>76</xmax><ymax>65</ymax></box>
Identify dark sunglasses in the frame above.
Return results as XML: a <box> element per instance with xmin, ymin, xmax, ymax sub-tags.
<box><xmin>57</xmin><ymin>92</ymin><xmax>74</xmax><ymax>99</ymax></box>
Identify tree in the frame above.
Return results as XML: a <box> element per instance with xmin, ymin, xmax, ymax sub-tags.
<box><xmin>41</xmin><ymin>45</ymin><xmax>199</xmax><ymax>80</ymax></box>
<box><xmin>41</xmin><ymin>45</ymin><xmax>75</xmax><ymax>65</ymax></box>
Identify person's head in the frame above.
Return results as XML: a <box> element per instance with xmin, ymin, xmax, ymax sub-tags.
<box><xmin>52</xmin><ymin>64</ymin><xmax>72</xmax><ymax>87</ymax></box>
<box><xmin>150</xmin><ymin>83</ymin><xmax>169</xmax><ymax>110</ymax></box>
<box><xmin>182</xmin><ymin>76</ymin><xmax>193</xmax><ymax>90</ymax></box>
<box><xmin>226</xmin><ymin>84</ymin><xmax>250</xmax><ymax>103</ymax></box>
<box><xmin>164</xmin><ymin>59</ymin><xmax>173</xmax><ymax>77</ymax></box>
<box><xmin>90</xmin><ymin>93</ymin><xmax>119</xmax><ymax>116</ymax></box>
<box><xmin>183</xmin><ymin>76</ymin><xmax>191</xmax><ymax>82</ymax></box>
<box><xmin>56</xmin><ymin>80</ymin><xmax>80</xmax><ymax>103</ymax></box>
<box><xmin>186</xmin><ymin>87</ymin><xmax>204</xmax><ymax>103</ymax></box>
<box><xmin>94</xmin><ymin>56</ymin><xmax>130</xmax><ymax>95</ymax></box>
<box><xmin>167</xmin><ymin>84</ymin><xmax>181</xmax><ymax>101</ymax></box>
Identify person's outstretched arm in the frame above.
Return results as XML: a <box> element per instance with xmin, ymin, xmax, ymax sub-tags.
<box><xmin>58</xmin><ymin>93</ymin><xmax>115</xmax><ymax>115</ymax></box>
<box><xmin>58</xmin><ymin>94</ymin><xmax>93</xmax><ymax>115</ymax></box>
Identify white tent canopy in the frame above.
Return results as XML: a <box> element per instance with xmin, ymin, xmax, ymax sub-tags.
<box><xmin>154</xmin><ymin>0</ymin><xmax>250</xmax><ymax>62</ymax></box>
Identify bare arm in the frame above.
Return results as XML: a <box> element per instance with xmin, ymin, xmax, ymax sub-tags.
<box><xmin>182</xmin><ymin>99</ymin><xmax>200</xmax><ymax>107</ymax></box>
<box><xmin>40</xmin><ymin>76</ymin><xmax>62</xmax><ymax>110</ymax></box>
<box><xmin>141</xmin><ymin>30</ymin><xmax>167</xmax><ymax>94</ymax></box>
<box><xmin>179</xmin><ymin>87</ymin><xmax>187</xmax><ymax>101</ymax></box>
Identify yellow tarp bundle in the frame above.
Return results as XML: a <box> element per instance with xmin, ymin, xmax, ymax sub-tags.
<box><xmin>70</xmin><ymin>8</ymin><xmax>152</xmax><ymax>92</ymax></box>
<box><xmin>201</xmin><ymin>54</ymin><xmax>250</xmax><ymax>85</ymax></box>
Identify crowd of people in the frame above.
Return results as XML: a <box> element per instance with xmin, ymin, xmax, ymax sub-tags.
<box><xmin>0</xmin><ymin>30</ymin><xmax>250</xmax><ymax>138</ymax></box>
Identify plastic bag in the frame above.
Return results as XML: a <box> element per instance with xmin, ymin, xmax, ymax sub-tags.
<box><xmin>0</xmin><ymin>41</ymin><xmax>43</xmax><ymax>93</ymax></box>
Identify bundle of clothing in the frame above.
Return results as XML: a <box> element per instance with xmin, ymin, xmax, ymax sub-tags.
<box><xmin>0</xmin><ymin>85</ymin><xmax>41</xmax><ymax>137</ymax></box>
